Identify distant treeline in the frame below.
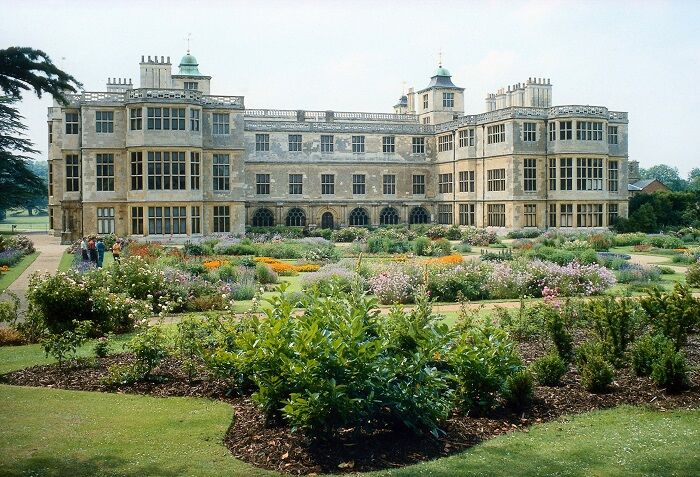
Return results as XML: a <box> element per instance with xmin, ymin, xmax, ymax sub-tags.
<box><xmin>614</xmin><ymin>190</ymin><xmax>700</xmax><ymax>233</ymax></box>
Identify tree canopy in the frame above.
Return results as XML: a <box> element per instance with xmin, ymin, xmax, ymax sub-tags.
<box><xmin>0</xmin><ymin>47</ymin><xmax>81</xmax><ymax>213</ymax></box>
<box><xmin>639</xmin><ymin>164</ymin><xmax>696</xmax><ymax>192</ymax></box>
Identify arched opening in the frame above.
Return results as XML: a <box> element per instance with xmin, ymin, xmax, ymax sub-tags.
<box><xmin>252</xmin><ymin>208</ymin><xmax>275</xmax><ymax>227</ymax></box>
<box><xmin>285</xmin><ymin>208</ymin><xmax>306</xmax><ymax>227</ymax></box>
<box><xmin>321</xmin><ymin>212</ymin><xmax>334</xmax><ymax>229</ymax></box>
<box><xmin>348</xmin><ymin>207</ymin><xmax>369</xmax><ymax>226</ymax></box>
<box><xmin>379</xmin><ymin>207</ymin><xmax>400</xmax><ymax>225</ymax></box>
<box><xmin>409</xmin><ymin>206</ymin><xmax>430</xmax><ymax>224</ymax></box>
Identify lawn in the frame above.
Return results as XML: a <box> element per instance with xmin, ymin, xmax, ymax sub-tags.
<box><xmin>0</xmin><ymin>252</ymin><xmax>39</xmax><ymax>292</ymax></box>
<box><xmin>0</xmin><ymin>384</ymin><xmax>697</xmax><ymax>477</ymax></box>
<box><xmin>0</xmin><ymin>210</ymin><xmax>49</xmax><ymax>232</ymax></box>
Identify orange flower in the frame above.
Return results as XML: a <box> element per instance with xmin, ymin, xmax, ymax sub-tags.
<box><xmin>426</xmin><ymin>254</ymin><xmax>464</xmax><ymax>265</ymax></box>
<box><xmin>203</xmin><ymin>259</ymin><xmax>229</xmax><ymax>270</ymax></box>
<box><xmin>0</xmin><ymin>265</ymin><xmax>9</xmax><ymax>273</ymax></box>
<box><xmin>294</xmin><ymin>264</ymin><xmax>321</xmax><ymax>272</ymax></box>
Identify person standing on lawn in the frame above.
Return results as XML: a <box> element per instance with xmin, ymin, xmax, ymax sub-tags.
<box><xmin>80</xmin><ymin>237</ymin><xmax>88</xmax><ymax>261</ymax></box>
<box><xmin>88</xmin><ymin>236</ymin><xmax>97</xmax><ymax>263</ymax></box>
<box><xmin>112</xmin><ymin>240</ymin><xmax>121</xmax><ymax>264</ymax></box>
<box><xmin>96</xmin><ymin>238</ymin><xmax>106</xmax><ymax>268</ymax></box>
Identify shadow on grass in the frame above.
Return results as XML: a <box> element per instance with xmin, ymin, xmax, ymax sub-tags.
<box><xmin>2</xmin><ymin>454</ymin><xmax>186</xmax><ymax>477</ymax></box>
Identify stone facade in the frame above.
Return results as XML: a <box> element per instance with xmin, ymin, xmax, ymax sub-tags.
<box><xmin>47</xmin><ymin>53</ymin><xmax>629</xmax><ymax>241</ymax></box>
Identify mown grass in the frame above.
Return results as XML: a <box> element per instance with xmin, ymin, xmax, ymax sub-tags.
<box><xmin>0</xmin><ymin>252</ymin><xmax>39</xmax><ymax>292</ymax></box>
<box><xmin>0</xmin><ymin>384</ymin><xmax>697</xmax><ymax>477</ymax></box>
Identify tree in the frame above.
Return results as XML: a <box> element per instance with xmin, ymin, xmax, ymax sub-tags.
<box><xmin>0</xmin><ymin>47</ymin><xmax>81</xmax><ymax>214</ymax></box>
<box><xmin>688</xmin><ymin>168</ymin><xmax>700</xmax><ymax>191</ymax></box>
<box><xmin>639</xmin><ymin>164</ymin><xmax>687</xmax><ymax>191</ymax></box>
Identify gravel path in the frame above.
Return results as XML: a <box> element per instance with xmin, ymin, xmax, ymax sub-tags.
<box><xmin>1</xmin><ymin>233</ymin><xmax>64</xmax><ymax>313</ymax></box>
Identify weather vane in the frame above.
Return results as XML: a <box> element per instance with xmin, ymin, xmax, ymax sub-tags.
<box><xmin>186</xmin><ymin>33</ymin><xmax>192</xmax><ymax>53</ymax></box>
<box><xmin>438</xmin><ymin>49</ymin><xmax>443</xmax><ymax>67</ymax></box>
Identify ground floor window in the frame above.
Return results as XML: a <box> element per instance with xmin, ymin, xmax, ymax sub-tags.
<box><xmin>437</xmin><ymin>204</ymin><xmax>453</xmax><ymax>224</ymax></box>
<box><xmin>548</xmin><ymin>204</ymin><xmax>557</xmax><ymax>228</ymax></box>
<box><xmin>577</xmin><ymin>203</ymin><xmax>603</xmax><ymax>227</ymax></box>
<box><xmin>409</xmin><ymin>206</ymin><xmax>429</xmax><ymax>224</ymax></box>
<box><xmin>459</xmin><ymin>203</ymin><xmax>475</xmax><ymax>226</ymax></box>
<box><xmin>608</xmin><ymin>203</ymin><xmax>619</xmax><ymax>225</ymax></box>
<box><xmin>131</xmin><ymin>207</ymin><xmax>144</xmax><ymax>234</ymax></box>
<box><xmin>560</xmin><ymin>204</ymin><xmax>573</xmax><ymax>227</ymax></box>
<box><xmin>148</xmin><ymin>206</ymin><xmax>186</xmax><ymax>235</ymax></box>
<box><xmin>285</xmin><ymin>208</ymin><xmax>306</xmax><ymax>226</ymax></box>
<box><xmin>97</xmin><ymin>207</ymin><xmax>115</xmax><ymax>234</ymax></box>
<box><xmin>524</xmin><ymin>204</ymin><xmax>537</xmax><ymax>227</ymax></box>
<box><xmin>487</xmin><ymin>204</ymin><xmax>506</xmax><ymax>227</ymax></box>
<box><xmin>213</xmin><ymin>205</ymin><xmax>230</xmax><ymax>233</ymax></box>
<box><xmin>349</xmin><ymin>207</ymin><xmax>369</xmax><ymax>226</ymax></box>
<box><xmin>379</xmin><ymin>207</ymin><xmax>400</xmax><ymax>225</ymax></box>
<box><xmin>252</xmin><ymin>208</ymin><xmax>274</xmax><ymax>227</ymax></box>
<box><xmin>191</xmin><ymin>206</ymin><xmax>201</xmax><ymax>234</ymax></box>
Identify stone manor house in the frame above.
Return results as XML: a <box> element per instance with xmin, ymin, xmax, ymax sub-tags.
<box><xmin>47</xmin><ymin>51</ymin><xmax>629</xmax><ymax>241</ymax></box>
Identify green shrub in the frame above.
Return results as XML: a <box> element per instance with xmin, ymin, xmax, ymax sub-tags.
<box><xmin>413</xmin><ymin>236</ymin><xmax>431</xmax><ymax>256</ymax></box>
<box><xmin>639</xmin><ymin>284</ymin><xmax>700</xmax><ymax>349</ymax></box>
<box><xmin>587</xmin><ymin>297</ymin><xmax>639</xmax><ymax>366</ymax></box>
<box><xmin>41</xmin><ymin>320</ymin><xmax>93</xmax><ymax>366</ymax></box>
<box><xmin>449</xmin><ymin>324</ymin><xmax>523</xmax><ymax>414</ymax></box>
<box><xmin>175</xmin><ymin>316</ymin><xmax>213</xmax><ymax>383</ymax></box>
<box><xmin>503</xmin><ymin>369</ymin><xmax>534</xmax><ymax>409</ymax></box>
<box><xmin>631</xmin><ymin>333</ymin><xmax>673</xmax><ymax>377</ymax></box>
<box><xmin>426</xmin><ymin>262</ymin><xmax>490</xmax><ymax>302</ymax></box>
<box><xmin>546</xmin><ymin>309</ymin><xmax>574</xmax><ymax>362</ymax></box>
<box><xmin>367</xmin><ymin>236</ymin><xmax>411</xmax><ymax>254</ymax></box>
<box><xmin>587</xmin><ymin>233</ymin><xmax>613</xmax><ymax>251</ymax></box>
<box><xmin>127</xmin><ymin>326</ymin><xmax>170</xmax><ymax>378</ymax></box>
<box><xmin>93</xmin><ymin>336</ymin><xmax>110</xmax><ymax>358</ymax></box>
<box><xmin>208</xmin><ymin>286</ymin><xmax>455</xmax><ymax>437</ymax></box>
<box><xmin>255</xmin><ymin>262</ymin><xmax>278</xmax><ymax>284</ymax></box>
<box><xmin>687</xmin><ymin>261</ymin><xmax>700</xmax><ymax>287</ymax></box>
<box><xmin>576</xmin><ymin>343</ymin><xmax>614</xmax><ymax>393</ymax></box>
<box><xmin>530</xmin><ymin>353</ymin><xmax>568</xmax><ymax>386</ymax></box>
<box><xmin>331</xmin><ymin>227</ymin><xmax>368</xmax><ymax>243</ymax></box>
<box><xmin>612</xmin><ymin>232</ymin><xmax>647</xmax><ymax>247</ymax></box>
<box><xmin>651</xmin><ymin>347</ymin><xmax>689</xmax><ymax>393</ymax></box>
<box><xmin>646</xmin><ymin>235</ymin><xmax>684</xmax><ymax>250</ymax></box>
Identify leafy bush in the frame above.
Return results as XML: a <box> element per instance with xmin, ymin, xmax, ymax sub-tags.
<box><xmin>546</xmin><ymin>308</ymin><xmax>574</xmax><ymax>362</ymax></box>
<box><xmin>93</xmin><ymin>336</ymin><xmax>110</xmax><ymax>358</ymax></box>
<box><xmin>587</xmin><ymin>297</ymin><xmax>639</xmax><ymax>366</ymax></box>
<box><xmin>506</xmin><ymin>230</ymin><xmax>543</xmax><ymax>239</ymax></box>
<box><xmin>3</xmin><ymin>235</ymin><xmax>35</xmax><ymax>254</ymax></box>
<box><xmin>368</xmin><ymin>267</ymin><xmax>418</xmax><ymax>304</ymax></box>
<box><xmin>210</xmin><ymin>286</ymin><xmax>455</xmax><ymax>437</ymax></box>
<box><xmin>449</xmin><ymin>324</ymin><xmax>523</xmax><ymax>414</ymax></box>
<box><xmin>612</xmin><ymin>232</ymin><xmax>647</xmax><ymax>247</ymax></box>
<box><xmin>331</xmin><ymin>227</ymin><xmax>368</xmax><ymax>243</ymax></box>
<box><xmin>530</xmin><ymin>353</ymin><xmax>568</xmax><ymax>386</ymax></box>
<box><xmin>255</xmin><ymin>262</ymin><xmax>278</xmax><ymax>284</ymax></box>
<box><xmin>587</xmin><ymin>234</ymin><xmax>613</xmax><ymax>251</ymax></box>
<box><xmin>631</xmin><ymin>333</ymin><xmax>672</xmax><ymax>377</ymax></box>
<box><xmin>427</xmin><ymin>262</ymin><xmax>490</xmax><ymax>301</ymax></box>
<box><xmin>576</xmin><ymin>343</ymin><xmax>614</xmax><ymax>393</ymax></box>
<box><xmin>686</xmin><ymin>261</ymin><xmax>700</xmax><ymax>287</ymax></box>
<box><xmin>302</xmin><ymin>264</ymin><xmax>361</xmax><ymax>295</ymax></box>
<box><xmin>646</xmin><ymin>235</ymin><xmax>684</xmax><ymax>250</ymax></box>
<box><xmin>615</xmin><ymin>263</ymin><xmax>661</xmax><ymax>284</ymax></box>
<box><xmin>367</xmin><ymin>236</ymin><xmax>411</xmax><ymax>254</ymax></box>
<box><xmin>502</xmin><ymin>369</ymin><xmax>534</xmax><ymax>409</ymax></box>
<box><xmin>651</xmin><ymin>346</ymin><xmax>689</xmax><ymax>393</ymax></box>
<box><xmin>639</xmin><ymin>284</ymin><xmax>700</xmax><ymax>349</ymax></box>
<box><xmin>413</xmin><ymin>236</ymin><xmax>431</xmax><ymax>256</ymax></box>
<box><xmin>41</xmin><ymin>320</ymin><xmax>93</xmax><ymax>366</ymax></box>
<box><xmin>462</xmin><ymin>227</ymin><xmax>498</xmax><ymax>246</ymax></box>
<box><xmin>126</xmin><ymin>326</ymin><xmax>170</xmax><ymax>378</ymax></box>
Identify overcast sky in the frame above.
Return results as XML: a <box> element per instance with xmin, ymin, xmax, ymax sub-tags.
<box><xmin>2</xmin><ymin>0</ymin><xmax>699</xmax><ymax>175</ymax></box>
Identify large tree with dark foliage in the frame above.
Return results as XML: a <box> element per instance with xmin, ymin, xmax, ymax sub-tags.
<box><xmin>0</xmin><ymin>47</ymin><xmax>81</xmax><ymax>214</ymax></box>
<box><xmin>614</xmin><ymin>190</ymin><xmax>700</xmax><ymax>232</ymax></box>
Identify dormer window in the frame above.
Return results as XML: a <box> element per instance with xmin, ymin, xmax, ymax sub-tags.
<box><xmin>184</xmin><ymin>82</ymin><xmax>198</xmax><ymax>90</ymax></box>
<box><xmin>443</xmin><ymin>92</ymin><xmax>454</xmax><ymax>108</ymax></box>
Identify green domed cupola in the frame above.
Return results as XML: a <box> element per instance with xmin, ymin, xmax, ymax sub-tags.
<box><xmin>178</xmin><ymin>52</ymin><xmax>203</xmax><ymax>76</ymax></box>
<box><xmin>433</xmin><ymin>66</ymin><xmax>451</xmax><ymax>77</ymax></box>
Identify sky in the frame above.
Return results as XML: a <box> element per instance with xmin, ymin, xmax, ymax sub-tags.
<box><xmin>2</xmin><ymin>0</ymin><xmax>699</xmax><ymax>175</ymax></box>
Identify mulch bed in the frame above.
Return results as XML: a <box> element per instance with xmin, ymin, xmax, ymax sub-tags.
<box><xmin>2</xmin><ymin>334</ymin><xmax>699</xmax><ymax>475</ymax></box>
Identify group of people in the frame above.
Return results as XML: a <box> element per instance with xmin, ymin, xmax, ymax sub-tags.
<box><xmin>79</xmin><ymin>236</ymin><xmax>123</xmax><ymax>268</ymax></box>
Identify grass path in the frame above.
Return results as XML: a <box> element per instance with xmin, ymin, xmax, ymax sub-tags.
<box><xmin>0</xmin><ymin>252</ymin><xmax>39</xmax><ymax>292</ymax></box>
